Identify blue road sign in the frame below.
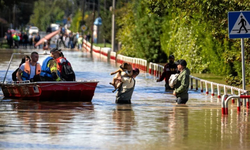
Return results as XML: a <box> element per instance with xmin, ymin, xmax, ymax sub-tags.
<box><xmin>228</xmin><ymin>11</ymin><xmax>250</xmax><ymax>39</ymax></box>
<box><xmin>94</xmin><ymin>17</ymin><xmax>102</xmax><ymax>26</ymax></box>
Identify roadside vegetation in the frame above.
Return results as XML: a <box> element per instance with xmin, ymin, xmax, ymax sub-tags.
<box><xmin>1</xmin><ymin>0</ymin><xmax>250</xmax><ymax>87</ymax></box>
<box><xmin>115</xmin><ymin>0</ymin><xmax>250</xmax><ymax>87</ymax></box>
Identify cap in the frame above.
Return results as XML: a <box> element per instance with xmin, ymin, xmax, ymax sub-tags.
<box><xmin>133</xmin><ymin>68</ymin><xmax>140</xmax><ymax>74</ymax></box>
<box><xmin>50</xmin><ymin>48</ymin><xmax>61</xmax><ymax>53</ymax></box>
<box><xmin>176</xmin><ymin>59</ymin><xmax>187</xmax><ymax>67</ymax></box>
<box><xmin>169</xmin><ymin>55</ymin><xmax>175</xmax><ymax>59</ymax></box>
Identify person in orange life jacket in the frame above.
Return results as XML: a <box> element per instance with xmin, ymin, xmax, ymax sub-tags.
<box><xmin>12</xmin><ymin>55</ymin><xmax>30</xmax><ymax>81</ymax></box>
<box><xmin>156</xmin><ymin>54</ymin><xmax>178</xmax><ymax>91</ymax></box>
<box><xmin>16</xmin><ymin>52</ymin><xmax>41</xmax><ymax>82</ymax></box>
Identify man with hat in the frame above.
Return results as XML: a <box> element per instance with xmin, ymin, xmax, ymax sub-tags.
<box><xmin>173</xmin><ymin>59</ymin><xmax>190</xmax><ymax>104</ymax></box>
<box><xmin>116</xmin><ymin>67</ymin><xmax>140</xmax><ymax>104</ymax></box>
<box><xmin>157</xmin><ymin>54</ymin><xmax>178</xmax><ymax>91</ymax></box>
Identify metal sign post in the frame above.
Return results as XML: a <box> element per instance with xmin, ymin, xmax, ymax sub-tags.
<box><xmin>241</xmin><ymin>38</ymin><xmax>246</xmax><ymax>90</ymax></box>
<box><xmin>228</xmin><ymin>11</ymin><xmax>250</xmax><ymax>90</ymax></box>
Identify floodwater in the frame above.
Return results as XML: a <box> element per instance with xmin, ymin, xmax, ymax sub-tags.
<box><xmin>0</xmin><ymin>48</ymin><xmax>250</xmax><ymax>150</ymax></box>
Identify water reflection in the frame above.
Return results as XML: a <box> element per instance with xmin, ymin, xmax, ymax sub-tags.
<box><xmin>168</xmin><ymin>105</ymin><xmax>189</xmax><ymax>143</ymax></box>
<box><xmin>112</xmin><ymin>104</ymin><xmax>135</xmax><ymax>131</ymax></box>
<box><xmin>11</xmin><ymin>101</ymin><xmax>94</xmax><ymax>135</ymax></box>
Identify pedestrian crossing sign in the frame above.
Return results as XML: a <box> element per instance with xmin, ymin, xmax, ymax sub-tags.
<box><xmin>229</xmin><ymin>11</ymin><xmax>250</xmax><ymax>39</ymax></box>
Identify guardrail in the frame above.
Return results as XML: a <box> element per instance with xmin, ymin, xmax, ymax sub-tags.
<box><xmin>83</xmin><ymin>40</ymin><xmax>147</xmax><ymax>72</ymax></box>
<box><xmin>221</xmin><ymin>94</ymin><xmax>250</xmax><ymax>115</ymax></box>
<box><xmin>82</xmin><ymin>40</ymin><xmax>247</xmax><ymax>98</ymax></box>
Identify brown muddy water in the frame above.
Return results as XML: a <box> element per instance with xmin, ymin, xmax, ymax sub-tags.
<box><xmin>0</xmin><ymin>48</ymin><xmax>250</xmax><ymax>150</ymax></box>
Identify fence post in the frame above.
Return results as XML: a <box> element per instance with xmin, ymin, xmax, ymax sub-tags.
<box><xmin>196</xmin><ymin>79</ymin><xmax>198</xmax><ymax>90</ymax></box>
<box><xmin>200</xmin><ymin>81</ymin><xmax>203</xmax><ymax>93</ymax></box>
<box><xmin>190</xmin><ymin>77</ymin><xmax>193</xmax><ymax>90</ymax></box>
<box><xmin>154</xmin><ymin>64</ymin><xmax>157</xmax><ymax>77</ymax></box>
<box><xmin>237</xmin><ymin>98</ymin><xmax>241</xmax><ymax>113</ymax></box>
<box><xmin>243</xmin><ymin>91</ymin><xmax>246</xmax><ymax>107</ymax></box>
<box><xmin>211</xmin><ymin>83</ymin><xmax>214</xmax><ymax>96</ymax></box>
<box><xmin>247</xmin><ymin>91</ymin><xmax>250</xmax><ymax>108</ymax></box>
<box><xmin>231</xmin><ymin>87</ymin><xmax>235</xmax><ymax>104</ymax></box>
<box><xmin>217</xmin><ymin>84</ymin><xmax>221</xmax><ymax>98</ymax></box>
<box><xmin>205</xmin><ymin>82</ymin><xmax>209</xmax><ymax>95</ymax></box>
<box><xmin>224</xmin><ymin>85</ymin><xmax>227</xmax><ymax>95</ymax></box>
<box><xmin>148</xmin><ymin>62</ymin><xmax>152</xmax><ymax>74</ymax></box>
<box><xmin>221</xmin><ymin>95</ymin><xmax>226</xmax><ymax>115</ymax></box>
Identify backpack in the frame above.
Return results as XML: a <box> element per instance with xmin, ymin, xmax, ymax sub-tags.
<box><xmin>60</xmin><ymin>61</ymin><xmax>75</xmax><ymax>81</ymax></box>
<box><xmin>169</xmin><ymin>73</ymin><xmax>179</xmax><ymax>88</ymax></box>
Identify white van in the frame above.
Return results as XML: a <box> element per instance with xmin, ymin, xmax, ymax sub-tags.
<box><xmin>28</xmin><ymin>26</ymin><xmax>39</xmax><ymax>34</ymax></box>
<box><xmin>51</xmin><ymin>23</ymin><xmax>60</xmax><ymax>32</ymax></box>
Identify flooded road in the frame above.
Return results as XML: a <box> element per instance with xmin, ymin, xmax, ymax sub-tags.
<box><xmin>0</xmin><ymin>49</ymin><xmax>250</xmax><ymax>150</ymax></box>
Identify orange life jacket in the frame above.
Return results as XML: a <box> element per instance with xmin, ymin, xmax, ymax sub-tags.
<box><xmin>22</xmin><ymin>61</ymin><xmax>41</xmax><ymax>80</ymax></box>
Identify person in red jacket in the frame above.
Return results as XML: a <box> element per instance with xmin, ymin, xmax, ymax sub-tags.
<box><xmin>156</xmin><ymin>55</ymin><xmax>178</xmax><ymax>91</ymax></box>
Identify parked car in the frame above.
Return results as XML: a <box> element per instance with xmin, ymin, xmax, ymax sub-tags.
<box><xmin>28</xmin><ymin>26</ymin><xmax>39</xmax><ymax>34</ymax></box>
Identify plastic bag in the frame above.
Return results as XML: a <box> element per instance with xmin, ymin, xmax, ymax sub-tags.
<box><xmin>169</xmin><ymin>74</ymin><xmax>179</xmax><ymax>88</ymax></box>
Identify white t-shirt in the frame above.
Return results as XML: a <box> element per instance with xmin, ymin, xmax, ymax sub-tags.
<box><xmin>20</xmin><ymin>63</ymin><xmax>39</xmax><ymax>79</ymax></box>
<box><xmin>121</xmin><ymin>77</ymin><xmax>135</xmax><ymax>89</ymax></box>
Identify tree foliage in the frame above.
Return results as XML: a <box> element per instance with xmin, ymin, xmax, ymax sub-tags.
<box><xmin>0</xmin><ymin>0</ymin><xmax>36</xmax><ymax>29</ymax></box>
<box><xmin>30</xmin><ymin>0</ymin><xmax>67</xmax><ymax>31</ymax></box>
<box><xmin>117</xmin><ymin>0</ymin><xmax>167</xmax><ymax>62</ymax></box>
<box><xmin>115</xmin><ymin>0</ymin><xmax>250</xmax><ymax>84</ymax></box>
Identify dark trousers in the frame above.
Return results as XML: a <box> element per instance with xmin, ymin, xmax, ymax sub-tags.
<box><xmin>176</xmin><ymin>97</ymin><xmax>188</xmax><ymax>104</ymax></box>
<box><xmin>116</xmin><ymin>99</ymin><xmax>131</xmax><ymax>104</ymax></box>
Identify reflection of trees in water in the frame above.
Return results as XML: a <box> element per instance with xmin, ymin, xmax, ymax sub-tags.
<box><xmin>12</xmin><ymin>101</ymin><xmax>94</xmax><ymax>134</ymax></box>
<box><xmin>112</xmin><ymin>104</ymin><xmax>136</xmax><ymax>131</ymax></box>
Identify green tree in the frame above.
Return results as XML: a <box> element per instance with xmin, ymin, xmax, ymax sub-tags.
<box><xmin>116</xmin><ymin>0</ymin><xmax>167</xmax><ymax>62</ymax></box>
<box><xmin>70</xmin><ymin>9</ymin><xmax>82</xmax><ymax>32</ymax></box>
<box><xmin>30</xmin><ymin>0</ymin><xmax>67</xmax><ymax>31</ymax></box>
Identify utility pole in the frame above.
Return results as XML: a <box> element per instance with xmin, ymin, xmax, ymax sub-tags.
<box><xmin>111</xmin><ymin>0</ymin><xmax>115</xmax><ymax>52</ymax></box>
<box><xmin>90</xmin><ymin>10</ymin><xmax>95</xmax><ymax>54</ymax></box>
<box><xmin>82</xmin><ymin>0</ymin><xmax>86</xmax><ymax>37</ymax></box>
<box><xmin>103</xmin><ymin>0</ymin><xmax>106</xmax><ymax>47</ymax></box>
<box><xmin>13</xmin><ymin>3</ymin><xmax>16</xmax><ymax>29</ymax></box>
<box><xmin>97</xmin><ymin>0</ymin><xmax>100</xmax><ymax>44</ymax></box>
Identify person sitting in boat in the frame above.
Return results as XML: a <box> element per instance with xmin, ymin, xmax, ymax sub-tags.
<box><xmin>16</xmin><ymin>51</ymin><xmax>41</xmax><ymax>82</ymax></box>
<box><xmin>40</xmin><ymin>48</ymin><xmax>75</xmax><ymax>81</ymax></box>
<box><xmin>12</xmin><ymin>55</ymin><xmax>30</xmax><ymax>81</ymax></box>
<box><xmin>40</xmin><ymin>48</ymin><xmax>60</xmax><ymax>81</ymax></box>
<box><xmin>116</xmin><ymin>68</ymin><xmax>140</xmax><ymax>104</ymax></box>
<box><xmin>57</xmin><ymin>52</ymin><xmax>75</xmax><ymax>81</ymax></box>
